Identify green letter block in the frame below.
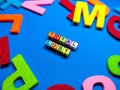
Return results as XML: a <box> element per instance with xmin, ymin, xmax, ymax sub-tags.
<box><xmin>2</xmin><ymin>54</ymin><xmax>38</xmax><ymax>90</ymax></box>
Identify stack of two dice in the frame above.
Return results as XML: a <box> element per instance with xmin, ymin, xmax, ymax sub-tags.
<box><xmin>45</xmin><ymin>32</ymin><xmax>78</xmax><ymax>57</ymax></box>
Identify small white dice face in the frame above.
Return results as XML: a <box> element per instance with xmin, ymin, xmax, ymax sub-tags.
<box><xmin>71</xmin><ymin>41</ymin><xmax>78</xmax><ymax>50</ymax></box>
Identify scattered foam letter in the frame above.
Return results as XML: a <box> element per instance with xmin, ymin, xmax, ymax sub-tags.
<box><xmin>60</xmin><ymin>0</ymin><xmax>109</xmax><ymax>21</ymax></box>
<box><xmin>59</xmin><ymin>0</ymin><xmax>75</xmax><ymax>21</ymax></box>
<box><xmin>2</xmin><ymin>54</ymin><xmax>38</xmax><ymax>90</ymax></box>
<box><xmin>0</xmin><ymin>0</ymin><xmax>22</xmax><ymax>10</ymax></box>
<box><xmin>107</xmin><ymin>55</ymin><xmax>120</xmax><ymax>77</ymax></box>
<box><xmin>82</xmin><ymin>75</ymin><xmax>116</xmax><ymax>90</ymax></box>
<box><xmin>73</xmin><ymin>1</ymin><xmax>106</xmax><ymax>29</ymax></box>
<box><xmin>47</xmin><ymin>84</ymin><xmax>75</xmax><ymax>90</ymax></box>
<box><xmin>0</xmin><ymin>14</ymin><xmax>23</xmax><ymax>34</ymax></box>
<box><xmin>0</xmin><ymin>36</ymin><xmax>10</xmax><ymax>66</ymax></box>
<box><xmin>107</xmin><ymin>15</ymin><xmax>120</xmax><ymax>40</ymax></box>
<box><xmin>22</xmin><ymin>0</ymin><xmax>54</xmax><ymax>15</ymax></box>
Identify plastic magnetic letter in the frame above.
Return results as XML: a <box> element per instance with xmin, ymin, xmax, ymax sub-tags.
<box><xmin>114</xmin><ymin>8</ymin><xmax>120</xmax><ymax>14</ymax></box>
<box><xmin>107</xmin><ymin>15</ymin><xmax>120</xmax><ymax>40</ymax></box>
<box><xmin>0</xmin><ymin>36</ymin><xmax>10</xmax><ymax>66</ymax></box>
<box><xmin>107</xmin><ymin>55</ymin><xmax>120</xmax><ymax>76</ymax></box>
<box><xmin>22</xmin><ymin>0</ymin><xmax>54</xmax><ymax>15</ymax></box>
<box><xmin>88</xmin><ymin>0</ymin><xmax>110</xmax><ymax>16</ymax></box>
<box><xmin>0</xmin><ymin>14</ymin><xmax>23</xmax><ymax>34</ymax></box>
<box><xmin>0</xmin><ymin>0</ymin><xmax>22</xmax><ymax>10</ymax></box>
<box><xmin>59</xmin><ymin>0</ymin><xmax>75</xmax><ymax>21</ymax></box>
<box><xmin>73</xmin><ymin>1</ymin><xmax>106</xmax><ymax>29</ymax></box>
<box><xmin>47</xmin><ymin>84</ymin><xmax>75</xmax><ymax>90</ymax></box>
<box><xmin>2</xmin><ymin>54</ymin><xmax>38</xmax><ymax>90</ymax></box>
<box><xmin>82</xmin><ymin>75</ymin><xmax>116</xmax><ymax>90</ymax></box>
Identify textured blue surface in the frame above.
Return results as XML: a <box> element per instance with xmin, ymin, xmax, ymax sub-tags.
<box><xmin>0</xmin><ymin>0</ymin><xmax>120</xmax><ymax>90</ymax></box>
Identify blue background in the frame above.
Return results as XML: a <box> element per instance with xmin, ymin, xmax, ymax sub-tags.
<box><xmin>0</xmin><ymin>0</ymin><xmax>120</xmax><ymax>90</ymax></box>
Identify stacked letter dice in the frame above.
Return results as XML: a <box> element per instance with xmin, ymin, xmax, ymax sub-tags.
<box><xmin>46</xmin><ymin>32</ymin><xmax>78</xmax><ymax>57</ymax></box>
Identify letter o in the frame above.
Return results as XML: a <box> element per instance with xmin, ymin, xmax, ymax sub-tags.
<box><xmin>82</xmin><ymin>75</ymin><xmax>116</xmax><ymax>90</ymax></box>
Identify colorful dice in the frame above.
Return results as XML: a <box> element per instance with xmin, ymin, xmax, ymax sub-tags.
<box><xmin>48</xmin><ymin>32</ymin><xmax>78</xmax><ymax>50</ymax></box>
<box><xmin>45</xmin><ymin>40</ymin><xmax>71</xmax><ymax>57</ymax></box>
<box><xmin>46</xmin><ymin>32</ymin><xmax>78</xmax><ymax>57</ymax></box>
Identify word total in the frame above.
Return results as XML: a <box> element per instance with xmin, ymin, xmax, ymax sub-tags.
<box><xmin>48</xmin><ymin>32</ymin><xmax>78</xmax><ymax>50</ymax></box>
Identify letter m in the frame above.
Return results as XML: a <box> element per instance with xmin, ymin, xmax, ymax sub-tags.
<box><xmin>73</xmin><ymin>1</ymin><xmax>106</xmax><ymax>29</ymax></box>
